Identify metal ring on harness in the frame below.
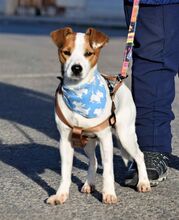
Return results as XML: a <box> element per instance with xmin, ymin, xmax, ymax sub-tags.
<box><xmin>109</xmin><ymin>113</ymin><xmax>116</xmax><ymax>127</ymax></box>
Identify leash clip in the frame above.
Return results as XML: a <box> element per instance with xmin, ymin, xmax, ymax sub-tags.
<box><xmin>117</xmin><ymin>74</ymin><xmax>128</xmax><ymax>82</ymax></box>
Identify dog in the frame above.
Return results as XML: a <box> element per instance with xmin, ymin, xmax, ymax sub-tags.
<box><xmin>47</xmin><ymin>27</ymin><xmax>151</xmax><ymax>205</ymax></box>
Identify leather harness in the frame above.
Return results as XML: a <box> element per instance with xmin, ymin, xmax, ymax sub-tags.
<box><xmin>55</xmin><ymin>74</ymin><xmax>123</xmax><ymax>148</ymax></box>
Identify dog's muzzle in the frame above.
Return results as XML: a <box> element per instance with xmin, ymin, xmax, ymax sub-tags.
<box><xmin>71</xmin><ymin>64</ymin><xmax>83</xmax><ymax>76</ymax></box>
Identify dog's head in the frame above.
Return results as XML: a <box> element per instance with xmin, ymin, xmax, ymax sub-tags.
<box><xmin>51</xmin><ymin>27</ymin><xmax>109</xmax><ymax>81</ymax></box>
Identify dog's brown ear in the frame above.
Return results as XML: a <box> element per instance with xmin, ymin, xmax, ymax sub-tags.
<box><xmin>86</xmin><ymin>28</ymin><xmax>109</xmax><ymax>49</ymax></box>
<box><xmin>50</xmin><ymin>27</ymin><xmax>73</xmax><ymax>48</ymax></box>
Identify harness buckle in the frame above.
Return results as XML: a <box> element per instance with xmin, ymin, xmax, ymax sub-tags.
<box><xmin>71</xmin><ymin>126</ymin><xmax>88</xmax><ymax>148</ymax></box>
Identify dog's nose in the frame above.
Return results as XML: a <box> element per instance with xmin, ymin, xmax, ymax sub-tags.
<box><xmin>71</xmin><ymin>64</ymin><xmax>83</xmax><ymax>75</ymax></box>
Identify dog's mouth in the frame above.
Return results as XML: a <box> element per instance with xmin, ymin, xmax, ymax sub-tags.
<box><xmin>70</xmin><ymin>73</ymin><xmax>83</xmax><ymax>81</ymax></box>
<box><xmin>62</xmin><ymin>71</ymin><xmax>85</xmax><ymax>84</ymax></box>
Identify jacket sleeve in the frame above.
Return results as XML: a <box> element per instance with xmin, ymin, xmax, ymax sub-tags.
<box><xmin>128</xmin><ymin>0</ymin><xmax>179</xmax><ymax>4</ymax></box>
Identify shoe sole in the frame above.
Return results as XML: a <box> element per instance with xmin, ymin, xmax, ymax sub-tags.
<box><xmin>125</xmin><ymin>172</ymin><xmax>168</xmax><ymax>187</ymax></box>
<box><xmin>150</xmin><ymin>172</ymin><xmax>167</xmax><ymax>187</ymax></box>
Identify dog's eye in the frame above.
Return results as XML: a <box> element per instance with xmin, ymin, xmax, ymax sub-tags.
<box><xmin>63</xmin><ymin>50</ymin><xmax>71</xmax><ymax>56</ymax></box>
<box><xmin>84</xmin><ymin>51</ymin><xmax>93</xmax><ymax>57</ymax></box>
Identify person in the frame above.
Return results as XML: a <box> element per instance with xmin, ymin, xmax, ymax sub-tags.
<box><xmin>123</xmin><ymin>0</ymin><xmax>179</xmax><ymax>186</ymax></box>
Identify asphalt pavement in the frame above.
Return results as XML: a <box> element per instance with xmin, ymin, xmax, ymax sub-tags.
<box><xmin>0</xmin><ymin>20</ymin><xmax>179</xmax><ymax>220</ymax></box>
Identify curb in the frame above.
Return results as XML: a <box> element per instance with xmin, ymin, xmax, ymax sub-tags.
<box><xmin>0</xmin><ymin>15</ymin><xmax>126</xmax><ymax>29</ymax></box>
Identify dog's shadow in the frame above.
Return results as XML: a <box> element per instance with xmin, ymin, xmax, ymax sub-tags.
<box><xmin>0</xmin><ymin>143</ymin><xmax>126</xmax><ymax>203</ymax></box>
<box><xmin>0</xmin><ymin>82</ymin><xmax>126</xmax><ymax>202</ymax></box>
<box><xmin>1</xmin><ymin>82</ymin><xmax>179</xmax><ymax>203</ymax></box>
<box><xmin>0</xmin><ymin>143</ymin><xmax>59</xmax><ymax>196</ymax></box>
<box><xmin>0</xmin><ymin>143</ymin><xmax>93</xmax><ymax>197</ymax></box>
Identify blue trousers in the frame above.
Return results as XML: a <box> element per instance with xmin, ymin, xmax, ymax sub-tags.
<box><xmin>124</xmin><ymin>2</ymin><xmax>179</xmax><ymax>153</ymax></box>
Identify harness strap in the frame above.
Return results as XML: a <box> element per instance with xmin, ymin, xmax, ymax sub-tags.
<box><xmin>55</xmin><ymin>89</ymin><xmax>116</xmax><ymax>148</ymax></box>
<box><xmin>101</xmin><ymin>74</ymin><xmax>123</xmax><ymax>98</ymax></box>
<box><xmin>55</xmin><ymin>91</ymin><xmax>73</xmax><ymax>129</ymax></box>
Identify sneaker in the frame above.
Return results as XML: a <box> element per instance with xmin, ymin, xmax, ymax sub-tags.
<box><xmin>125</xmin><ymin>151</ymin><xmax>169</xmax><ymax>187</ymax></box>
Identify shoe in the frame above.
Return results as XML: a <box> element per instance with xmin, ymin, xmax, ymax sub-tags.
<box><xmin>125</xmin><ymin>151</ymin><xmax>169</xmax><ymax>187</ymax></box>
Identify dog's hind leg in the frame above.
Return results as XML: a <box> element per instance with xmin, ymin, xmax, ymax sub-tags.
<box><xmin>81</xmin><ymin>139</ymin><xmax>97</xmax><ymax>194</ymax></box>
<box><xmin>116</xmin><ymin>123</ymin><xmax>151</xmax><ymax>192</ymax></box>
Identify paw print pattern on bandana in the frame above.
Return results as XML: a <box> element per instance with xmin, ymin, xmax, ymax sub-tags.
<box><xmin>62</xmin><ymin>71</ymin><xmax>107</xmax><ymax>118</ymax></box>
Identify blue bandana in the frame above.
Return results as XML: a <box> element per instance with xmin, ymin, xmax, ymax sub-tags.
<box><xmin>62</xmin><ymin>71</ymin><xmax>107</xmax><ymax>118</ymax></box>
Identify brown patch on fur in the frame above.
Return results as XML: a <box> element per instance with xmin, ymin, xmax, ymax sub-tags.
<box><xmin>51</xmin><ymin>27</ymin><xmax>76</xmax><ymax>64</ymax></box>
<box><xmin>84</xmin><ymin>28</ymin><xmax>109</xmax><ymax>68</ymax></box>
<box><xmin>86</xmin><ymin>28</ymin><xmax>109</xmax><ymax>49</ymax></box>
<box><xmin>83</xmin><ymin>35</ymin><xmax>101</xmax><ymax>68</ymax></box>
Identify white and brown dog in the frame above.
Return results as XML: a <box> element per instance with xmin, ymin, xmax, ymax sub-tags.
<box><xmin>47</xmin><ymin>27</ymin><xmax>151</xmax><ymax>205</ymax></box>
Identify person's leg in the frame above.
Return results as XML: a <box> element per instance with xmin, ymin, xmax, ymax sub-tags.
<box><xmin>123</xmin><ymin>1</ymin><xmax>179</xmax><ymax>185</ymax></box>
<box><xmin>124</xmin><ymin>2</ymin><xmax>179</xmax><ymax>153</ymax></box>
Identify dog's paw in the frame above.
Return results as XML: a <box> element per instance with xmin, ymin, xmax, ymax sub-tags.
<box><xmin>46</xmin><ymin>193</ymin><xmax>69</xmax><ymax>205</ymax></box>
<box><xmin>81</xmin><ymin>183</ymin><xmax>95</xmax><ymax>194</ymax></box>
<box><xmin>102</xmin><ymin>193</ymin><xmax>118</xmax><ymax>204</ymax></box>
<box><xmin>137</xmin><ymin>181</ymin><xmax>151</xmax><ymax>193</ymax></box>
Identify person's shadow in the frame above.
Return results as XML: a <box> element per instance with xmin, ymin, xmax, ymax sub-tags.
<box><xmin>0</xmin><ymin>82</ymin><xmax>179</xmax><ymax>202</ymax></box>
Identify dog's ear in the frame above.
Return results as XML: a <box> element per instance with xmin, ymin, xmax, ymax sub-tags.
<box><xmin>50</xmin><ymin>27</ymin><xmax>73</xmax><ymax>48</ymax></box>
<box><xmin>86</xmin><ymin>28</ymin><xmax>109</xmax><ymax>49</ymax></box>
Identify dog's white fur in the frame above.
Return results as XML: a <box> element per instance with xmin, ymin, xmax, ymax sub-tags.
<box><xmin>47</xmin><ymin>28</ymin><xmax>151</xmax><ymax>205</ymax></box>
<box><xmin>64</xmin><ymin>33</ymin><xmax>91</xmax><ymax>82</ymax></box>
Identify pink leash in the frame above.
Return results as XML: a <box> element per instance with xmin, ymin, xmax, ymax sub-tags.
<box><xmin>118</xmin><ymin>0</ymin><xmax>140</xmax><ymax>81</ymax></box>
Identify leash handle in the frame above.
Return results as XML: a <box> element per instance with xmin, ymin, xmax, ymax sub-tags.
<box><xmin>119</xmin><ymin>0</ymin><xmax>140</xmax><ymax>79</ymax></box>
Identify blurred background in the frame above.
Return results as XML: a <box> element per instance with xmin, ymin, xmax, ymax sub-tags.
<box><xmin>0</xmin><ymin>0</ymin><xmax>125</xmax><ymax>26</ymax></box>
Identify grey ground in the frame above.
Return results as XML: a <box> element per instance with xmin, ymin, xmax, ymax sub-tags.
<box><xmin>0</xmin><ymin>21</ymin><xmax>179</xmax><ymax>220</ymax></box>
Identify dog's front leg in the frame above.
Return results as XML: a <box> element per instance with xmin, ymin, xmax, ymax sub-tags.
<box><xmin>97</xmin><ymin>128</ymin><xmax>117</xmax><ymax>204</ymax></box>
<box><xmin>47</xmin><ymin>129</ymin><xmax>74</xmax><ymax>205</ymax></box>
